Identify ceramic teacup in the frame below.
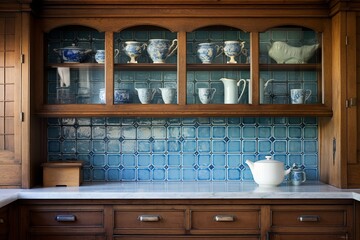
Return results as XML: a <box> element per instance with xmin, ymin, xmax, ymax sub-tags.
<box><xmin>290</xmin><ymin>168</ymin><xmax>306</xmax><ymax>186</ymax></box>
<box><xmin>197</xmin><ymin>43</ymin><xmax>223</xmax><ymax>64</ymax></box>
<box><xmin>159</xmin><ymin>87</ymin><xmax>176</xmax><ymax>104</ymax></box>
<box><xmin>122</xmin><ymin>41</ymin><xmax>146</xmax><ymax>63</ymax></box>
<box><xmin>290</xmin><ymin>89</ymin><xmax>311</xmax><ymax>104</ymax></box>
<box><xmin>224</xmin><ymin>41</ymin><xmax>245</xmax><ymax>64</ymax></box>
<box><xmin>135</xmin><ymin>88</ymin><xmax>157</xmax><ymax>104</ymax></box>
<box><xmin>198</xmin><ymin>88</ymin><xmax>216</xmax><ymax>104</ymax></box>
<box><xmin>95</xmin><ymin>50</ymin><xmax>105</xmax><ymax>64</ymax></box>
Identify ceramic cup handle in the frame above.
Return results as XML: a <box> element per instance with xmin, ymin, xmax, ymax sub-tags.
<box><xmin>304</xmin><ymin>89</ymin><xmax>312</xmax><ymax>103</ymax></box>
<box><xmin>237</xmin><ymin>79</ymin><xmax>247</xmax><ymax>103</ymax></box>
<box><xmin>167</xmin><ymin>39</ymin><xmax>178</xmax><ymax>58</ymax></box>
<box><xmin>114</xmin><ymin>49</ymin><xmax>120</xmax><ymax>58</ymax></box>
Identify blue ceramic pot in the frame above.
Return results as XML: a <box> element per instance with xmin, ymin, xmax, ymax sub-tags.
<box><xmin>54</xmin><ymin>44</ymin><xmax>92</xmax><ymax>63</ymax></box>
<box><xmin>147</xmin><ymin>39</ymin><xmax>178</xmax><ymax>63</ymax></box>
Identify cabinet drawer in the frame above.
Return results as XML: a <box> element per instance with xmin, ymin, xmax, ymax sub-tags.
<box><xmin>190</xmin><ymin>207</ymin><xmax>260</xmax><ymax>234</ymax></box>
<box><xmin>113</xmin><ymin>207</ymin><xmax>186</xmax><ymax>234</ymax></box>
<box><xmin>271</xmin><ymin>205</ymin><xmax>349</xmax><ymax>228</ymax></box>
<box><xmin>28</xmin><ymin>206</ymin><xmax>104</xmax><ymax>228</ymax></box>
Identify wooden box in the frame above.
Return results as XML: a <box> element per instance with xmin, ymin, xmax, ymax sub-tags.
<box><xmin>42</xmin><ymin>161</ymin><xmax>83</xmax><ymax>187</ymax></box>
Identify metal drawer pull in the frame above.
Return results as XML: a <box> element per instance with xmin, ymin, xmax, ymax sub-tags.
<box><xmin>298</xmin><ymin>215</ymin><xmax>320</xmax><ymax>222</ymax></box>
<box><xmin>138</xmin><ymin>215</ymin><xmax>161</xmax><ymax>222</ymax></box>
<box><xmin>0</xmin><ymin>218</ymin><xmax>4</xmax><ymax>224</ymax></box>
<box><xmin>214</xmin><ymin>215</ymin><xmax>235</xmax><ymax>222</ymax></box>
<box><xmin>55</xmin><ymin>215</ymin><xmax>76</xmax><ymax>222</ymax></box>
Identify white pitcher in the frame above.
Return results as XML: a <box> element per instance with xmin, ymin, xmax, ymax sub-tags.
<box><xmin>220</xmin><ymin>78</ymin><xmax>248</xmax><ymax>104</ymax></box>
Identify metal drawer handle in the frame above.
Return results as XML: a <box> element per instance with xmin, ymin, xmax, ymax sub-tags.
<box><xmin>138</xmin><ymin>215</ymin><xmax>161</xmax><ymax>222</ymax></box>
<box><xmin>55</xmin><ymin>215</ymin><xmax>76</xmax><ymax>222</ymax></box>
<box><xmin>298</xmin><ymin>215</ymin><xmax>320</xmax><ymax>222</ymax></box>
<box><xmin>214</xmin><ymin>215</ymin><xmax>235</xmax><ymax>222</ymax></box>
<box><xmin>0</xmin><ymin>218</ymin><xmax>4</xmax><ymax>224</ymax></box>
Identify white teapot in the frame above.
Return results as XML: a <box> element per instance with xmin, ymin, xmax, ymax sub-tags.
<box><xmin>245</xmin><ymin>156</ymin><xmax>291</xmax><ymax>187</ymax></box>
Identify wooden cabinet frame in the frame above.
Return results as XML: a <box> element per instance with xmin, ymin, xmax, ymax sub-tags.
<box><xmin>32</xmin><ymin>4</ymin><xmax>333</xmax><ymax>117</ymax></box>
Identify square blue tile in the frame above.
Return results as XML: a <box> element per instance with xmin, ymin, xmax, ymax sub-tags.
<box><xmin>183</xmin><ymin>168</ymin><xmax>196</xmax><ymax>181</ymax></box>
<box><xmin>198</xmin><ymin>140</ymin><xmax>211</xmax><ymax>153</ymax></box>
<box><xmin>198</xmin><ymin>169</ymin><xmax>210</xmax><ymax>180</ymax></box>
<box><xmin>167</xmin><ymin>140</ymin><xmax>181</xmax><ymax>152</ymax></box>
<box><xmin>183</xmin><ymin>154</ymin><xmax>196</xmax><ymax>166</ymax></box>
<box><xmin>138</xmin><ymin>155</ymin><xmax>151</xmax><ymax>167</ymax></box>
<box><xmin>212</xmin><ymin>140</ymin><xmax>226</xmax><ymax>153</ymax></box>
<box><xmin>213</xmin><ymin>169</ymin><xmax>226</xmax><ymax>181</ymax></box>
<box><xmin>183</xmin><ymin>140</ymin><xmax>196</xmax><ymax>153</ymax></box>
<box><xmin>228</xmin><ymin>140</ymin><xmax>241</xmax><ymax>153</ymax></box>
<box><xmin>153</xmin><ymin>169</ymin><xmax>165</xmax><ymax>181</ymax></box>
<box><xmin>107</xmin><ymin>140</ymin><xmax>120</xmax><ymax>153</ymax></box>
<box><xmin>228</xmin><ymin>169</ymin><xmax>241</xmax><ymax>181</ymax></box>
<box><xmin>167</xmin><ymin>168</ymin><xmax>181</xmax><ymax>181</ymax></box>
<box><xmin>138</xmin><ymin>168</ymin><xmax>151</xmax><ymax>181</ymax></box>
<box><xmin>108</xmin><ymin>155</ymin><xmax>120</xmax><ymax>167</ymax></box>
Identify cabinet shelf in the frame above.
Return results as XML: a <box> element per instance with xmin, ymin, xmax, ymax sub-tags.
<box><xmin>114</xmin><ymin>63</ymin><xmax>177</xmax><ymax>71</ymax></box>
<box><xmin>36</xmin><ymin>104</ymin><xmax>332</xmax><ymax>118</ymax></box>
<box><xmin>187</xmin><ymin>64</ymin><xmax>250</xmax><ymax>71</ymax></box>
<box><xmin>47</xmin><ymin>63</ymin><xmax>105</xmax><ymax>69</ymax></box>
<box><xmin>259</xmin><ymin>64</ymin><xmax>321</xmax><ymax>71</ymax></box>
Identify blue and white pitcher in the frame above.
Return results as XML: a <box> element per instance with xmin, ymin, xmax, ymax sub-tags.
<box><xmin>147</xmin><ymin>39</ymin><xmax>178</xmax><ymax>63</ymax></box>
<box><xmin>197</xmin><ymin>43</ymin><xmax>223</xmax><ymax>64</ymax></box>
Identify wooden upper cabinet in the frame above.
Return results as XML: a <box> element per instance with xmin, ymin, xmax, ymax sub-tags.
<box><xmin>32</xmin><ymin>2</ymin><xmax>333</xmax><ymax>117</ymax></box>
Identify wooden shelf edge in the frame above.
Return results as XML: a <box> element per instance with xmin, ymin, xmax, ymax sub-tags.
<box><xmin>35</xmin><ymin>104</ymin><xmax>332</xmax><ymax>118</ymax></box>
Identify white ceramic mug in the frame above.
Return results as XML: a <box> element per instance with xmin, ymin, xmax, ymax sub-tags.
<box><xmin>198</xmin><ymin>88</ymin><xmax>216</xmax><ymax>104</ymax></box>
<box><xmin>159</xmin><ymin>88</ymin><xmax>176</xmax><ymax>104</ymax></box>
<box><xmin>290</xmin><ymin>89</ymin><xmax>311</xmax><ymax>104</ymax></box>
<box><xmin>135</xmin><ymin>88</ymin><xmax>157</xmax><ymax>104</ymax></box>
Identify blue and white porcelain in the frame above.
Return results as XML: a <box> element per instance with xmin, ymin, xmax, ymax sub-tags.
<box><xmin>197</xmin><ymin>43</ymin><xmax>223</xmax><ymax>64</ymax></box>
<box><xmin>135</xmin><ymin>88</ymin><xmax>157</xmax><ymax>104</ymax></box>
<box><xmin>198</xmin><ymin>88</ymin><xmax>216</xmax><ymax>104</ymax></box>
<box><xmin>99</xmin><ymin>88</ymin><xmax>131</xmax><ymax>104</ymax></box>
<box><xmin>95</xmin><ymin>50</ymin><xmax>105</xmax><ymax>64</ymax></box>
<box><xmin>123</xmin><ymin>41</ymin><xmax>146</xmax><ymax>64</ymax></box>
<box><xmin>290</xmin><ymin>164</ymin><xmax>306</xmax><ymax>186</ymax></box>
<box><xmin>147</xmin><ymin>39</ymin><xmax>178</xmax><ymax>63</ymax></box>
<box><xmin>224</xmin><ymin>41</ymin><xmax>245</xmax><ymax>64</ymax></box>
<box><xmin>290</xmin><ymin>89</ymin><xmax>312</xmax><ymax>104</ymax></box>
<box><xmin>53</xmin><ymin>44</ymin><xmax>92</xmax><ymax>63</ymax></box>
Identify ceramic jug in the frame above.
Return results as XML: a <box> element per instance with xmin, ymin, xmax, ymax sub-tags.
<box><xmin>147</xmin><ymin>39</ymin><xmax>178</xmax><ymax>63</ymax></box>
<box><xmin>220</xmin><ymin>78</ymin><xmax>248</xmax><ymax>104</ymax></box>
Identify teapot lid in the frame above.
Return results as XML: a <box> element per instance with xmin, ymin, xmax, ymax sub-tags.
<box><xmin>256</xmin><ymin>156</ymin><xmax>283</xmax><ymax>164</ymax></box>
<box><xmin>60</xmin><ymin>43</ymin><xmax>85</xmax><ymax>50</ymax></box>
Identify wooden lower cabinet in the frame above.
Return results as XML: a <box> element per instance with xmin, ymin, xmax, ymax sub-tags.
<box><xmin>18</xmin><ymin>199</ymin><xmax>356</xmax><ymax>240</ymax></box>
<box><xmin>114</xmin><ymin>236</ymin><xmax>260</xmax><ymax>239</ymax></box>
<box><xmin>268</xmin><ymin>233</ymin><xmax>348</xmax><ymax>240</ymax></box>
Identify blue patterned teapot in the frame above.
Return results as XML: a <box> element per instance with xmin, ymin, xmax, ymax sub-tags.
<box><xmin>54</xmin><ymin>44</ymin><xmax>92</xmax><ymax>63</ymax></box>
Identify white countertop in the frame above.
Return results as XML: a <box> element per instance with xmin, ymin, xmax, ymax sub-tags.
<box><xmin>1</xmin><ymin>181</ymin><xmax>359</xmax><ymax>208</ymax></box>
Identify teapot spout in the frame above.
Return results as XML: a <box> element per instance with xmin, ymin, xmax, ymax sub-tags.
<box><xmin>284</xmin><ymin>167</ymin><xmax>291</xmax><ymax>176</ymax></box>
<box><xmin>245</xmin><ymin>160</ymin><xmax>255</xmax><ymax>174</ymax></box>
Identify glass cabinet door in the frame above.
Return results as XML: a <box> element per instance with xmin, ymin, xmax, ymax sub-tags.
<box><xmin>186</xmin><ymin>26</ymin><xmax>250</xmax><ymax>105</ymax></box>
<box><xmin>46</xmin><ymin>26</ymin><xmax>105</xmax><ymax>104</ymax></box>
<box><xmin>259</xmin><ymin>26</ymin><xmax>321</xmax><ymax>104</ymax></box>
<box><xmin>113</xmin><ymin>26</ymin><xmax>177</xmax><ymax>105</ymax></box>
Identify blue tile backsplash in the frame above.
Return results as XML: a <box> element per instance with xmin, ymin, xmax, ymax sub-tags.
<box><xmin>47</xmin><ymin>117</ymin><xmax>318</xmax><ymax>182</ymax></box>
